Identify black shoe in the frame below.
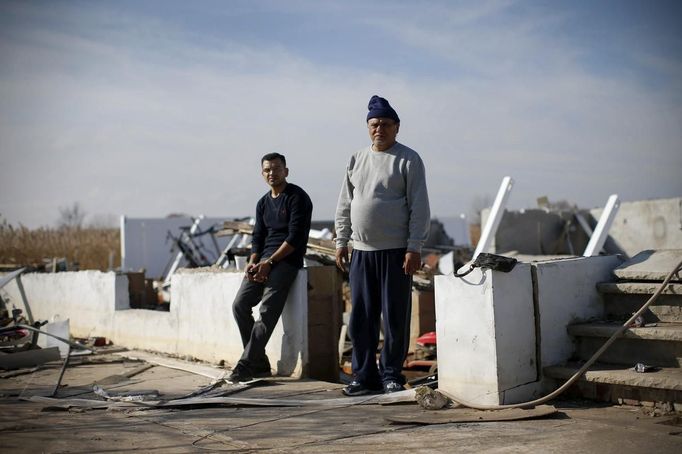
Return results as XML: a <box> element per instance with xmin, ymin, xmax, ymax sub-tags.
<box><xmin>383</xmin><ymin>381</ymin><xmax>405</xmax><ymax>394</ymax></box>
<box><xmin>252</xmin><ymin>366</ymin><xmax>272</xmax><ymax>378</ymax></box>
<box><xmin>252</xmin><ymin>357</ymin><xmax>272</xmax><ymax>378</ymax></box>
<box><xmin>227</xmin><ymin>364</ymin><xmax>253</xmax><ymax>384</ymax></box>
<box><xmin>342</xmin><ymin>380</ymin><xmax>382</xmax><ymax>396</ymax></box>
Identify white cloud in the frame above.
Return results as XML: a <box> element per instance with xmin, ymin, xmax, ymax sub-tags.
<box><xmin>1</xmin><ymin>1</ymin><xmax>680</xmax><ymax>228</ymax></box>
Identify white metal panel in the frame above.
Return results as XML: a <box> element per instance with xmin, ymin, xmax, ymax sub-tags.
<box><xmin>583</xmin><ymin>195</ymin><xmax>620</xmax><ymax>256</ymax></box>
<box><xmin>473</xmin><ymin>176</ymin><xmax>514</xmax><ymax>260</ymax></box>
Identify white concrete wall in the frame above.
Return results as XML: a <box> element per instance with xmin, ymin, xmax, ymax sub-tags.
<box><xmin>435</xmin><ymin>264</ymin><xmax>535</xmax><ymax>405</ymax></box>
<box><xmin>493</xmin><ymin>265</ymin><xmax>537</xmax><ymax>393</ymax></box>
<box><xmin>436</xmin><ymin>270</ymin><xmax>497</xmax><ymax>403</ymax></box>
<box><xmin>435</xmin><ymin>255</ymin><xmax>622</xmax><ymax>405</ymax></box>
<box><xmin>535</xmin><ymin>255</ymin><xmax>623</xmax><ymax>368</ymax></box>
<box><xmin>2</xmin><ymin>268</ymin><xmax>308</xmax><ymax>376</ymax></box>
<box><xmin>2</xmin><ymin>271</ymin><xmax>128</xmax><ymax>340</ymax></box>
<box><xmin>168</xmin><ymin>269</ymin><xmax>308</xmax><ymax>376</ymax></box>
<box><xmin>111</xmin><ymin>308</ymin><xmax>178</xmax><ymax>357</ymax></box>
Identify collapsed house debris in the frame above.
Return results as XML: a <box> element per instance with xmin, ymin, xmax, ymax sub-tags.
<box><xmin>1</xmin><ymin>197</ymin><xmax>682</xmax><ymax>451</ymax></box>
<box><xmin>116</xmin><ymin>213</ymin><xmax>472</xmax><ymax>309</ymax></box>
<box><xmin>3</xmin><ymin>345</ymin><xmax>680</xmax><ymax>452</ymax></box>
<box><xmin>482</xmin><ymin>196</ymin><xmax>682</xmax><ymax>258</ymax></box>
<box><xmin>1</xmin><ymin>194</ymin><xmax>680</xmax><ymax>418</ymax></box>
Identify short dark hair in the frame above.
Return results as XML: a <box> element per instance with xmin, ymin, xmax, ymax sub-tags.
<box><xmin>261</xmin><ymin>152</ymin><xmax>286</xmax><ymax>167</ymax></box>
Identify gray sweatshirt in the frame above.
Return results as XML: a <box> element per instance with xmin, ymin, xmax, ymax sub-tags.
<box><xmin>335</xmin><ymin>142</ymin><xmax>431</xmax><ymax>253</ymax></box>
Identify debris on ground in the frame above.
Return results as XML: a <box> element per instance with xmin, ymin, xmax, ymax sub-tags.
<box><xmin>93</xmin><ymin>385</ymin><xmax>160</xmax><ymax>402</ymax></box>
<box><xmin>385</xmin><ymin>404</ymin><xmax>559</xmax><ymax>425</ymax></box>
<box><xmin>634</xmin><ymin>363</ymin><xmax>661</xmax><ymax>373</ymax></box>
<box><xmin>415</xmin><ymin>386</ymin><xmax>450</xmax><ymax>410</ymax></box>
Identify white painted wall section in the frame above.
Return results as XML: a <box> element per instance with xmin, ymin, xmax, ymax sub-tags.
<box><xmin>2</xmin><ymin>268</ymin><xmax>309</xmax><ymax>376</ymax></box>
<box><xmin>169</xmin><ymin>269</ymin><xmax>308</xmax><ymax>376</ymax></box>
<box><xmin>590</xmin><ymin>197</ymin><xmax>682</xmax><ymax>256</ymax></box>
<box><xmin>435</xmin><ymin>263</ymin><xmax>535</xmax><ymax>406</ymax></box>
<box><xmin>534</xmin><ymin>255</ymin><xmax>623</xmax><ymax>367</ymax></box>
<box><xmin>111</xmin><ymin>307</ymin><xmax>178</xmax><ymax>356</ymax></box>
<box><xmin>435</xmin><ymin>254</ymin><xmax>623</xmax><ymax>405</ymax></box>
<box><xmin>2</xmin><ymin>271</ymin><xmax>128</xmax><ymax>340</ymax></box>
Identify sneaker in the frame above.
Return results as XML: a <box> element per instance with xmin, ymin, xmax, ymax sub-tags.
<box><xmin>227</xmin><ymin>364</ymin><xmax>253</xmax><ymax>384</ymax></box>
<box><xmin>342</xmin><ymin>380</ymin><xmax>382</xmax><ymax>396</ymax></box>
<box><xmin>252</xmin><ymin>357</ymin><xmax>272</xmax><ymax>378</ymax></box>
<box><xmin>252</xmin><ymin>366</ymin><xmax>272</xmax><ymax>378</ymax></box>
<box><xmin>383</xmin><ymin>381</ymin><xmax>405</xmax><ymax>394</ymax></box>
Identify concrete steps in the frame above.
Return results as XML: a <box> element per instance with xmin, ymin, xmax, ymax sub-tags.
<box><xmin>544</xmin><ymin>362</ymin><xmax>682</xmax><ymax>410</ymax></box>
<box><xmin>568</xmin><ymin>322</ymin><xmax>682</xmax><ymax>367</ymax></box>
<box><xmin>545</xmin><ymin>250</ymin><xmax>682</xmax><ymax>407</ymax></box>
<box><xmin>599</xmin><ymin>282</ymin><xmax>682</xmax><ymax>323</ymax></box>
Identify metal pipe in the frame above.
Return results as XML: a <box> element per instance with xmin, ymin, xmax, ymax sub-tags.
<box><xmin>51</xmin><ymin>344</ymin><xmax>72</xmax><ymax>397</ymax></box>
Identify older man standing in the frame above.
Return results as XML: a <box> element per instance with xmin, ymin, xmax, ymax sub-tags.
<box><xmin>335</xmin><ymin>95</ymin><xmax>430</xmax><ymax>395</ymax></box>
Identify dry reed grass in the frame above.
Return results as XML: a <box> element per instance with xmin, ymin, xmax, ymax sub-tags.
<box><xmin>0</xmin><ymin>222</ymin><xmax>120</xmax><ymax>271</ymax></box>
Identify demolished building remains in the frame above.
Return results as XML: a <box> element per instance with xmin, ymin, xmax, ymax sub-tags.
<box><xmin>1</xmin><ymin>193</ymin><xmax>681</xmax><ymax>452</ymax></box>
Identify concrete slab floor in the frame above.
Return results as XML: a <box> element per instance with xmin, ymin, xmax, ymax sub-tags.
<box><xmin>1</xmin><ymin>358</ymin><xmax>681</xmax><ymax>453</ymax></box>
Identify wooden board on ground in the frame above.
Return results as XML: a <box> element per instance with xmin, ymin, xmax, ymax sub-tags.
<box><xmin>385</xmin><ymin>404</ymin><xmax>558</xmax><ymax>425</ymax></box>
<box><xmin>174</xmin><ymin>378</ymin><xmax>267</xmax><ymax>399</ymax></box>
<box><xmin>114</xmin><ymin>350</ymin><xmax>226</xmax><ymax>379</ymax></box>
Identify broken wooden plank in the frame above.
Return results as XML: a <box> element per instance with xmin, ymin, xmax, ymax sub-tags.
<box><xmin>216</xmin><ymin>222</ymin><xmax>337</xmax><ymax>254</ymax></box>
<box><xmin>216</xmin><ymin>221</ymin><xmax>254</xmax><ymax>236</ymax></box>
<box><xmin>114</xmin><ymin>350</ymin><xmax>226</xmax><ymax>379</ymax></box>
<box><xmin>173</xmin><ymin>378</ymin><xmax>266</xmax><ymax>400</ymax></box>
<box><xmin>385</xmin><ymin>404</ymin><xmax>558</xmax><ymax>425</ymax></box>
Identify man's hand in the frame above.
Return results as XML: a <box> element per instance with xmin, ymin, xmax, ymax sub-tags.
<box><xmin>336</xmin><ymin>247</ymin><xmax>349</xmax><ymax>273</ymax></box>
<box><xmin>253</xmin><ymin>261</ymin><xmax>271</xmax><ymax>282</ymax></box>
<box><xmin>403</xmin><ymin>251</ymin><xmax>421</xmax><ymax>275</ymax></box>
<box><xmin>245</xmin><ymin>263</ymin><xmax>258</xmax><ymax>282</ymax></box>
<box><xmin>245</xmin><ymin>262</ymin><xmax>270</xmax><ymax>283</ymax></box>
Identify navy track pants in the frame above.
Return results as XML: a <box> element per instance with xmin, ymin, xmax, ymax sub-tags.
<box><xmin>348</xmin><ymin>248</ymin><xmax>412</xmax><ymax>387</ymax></box>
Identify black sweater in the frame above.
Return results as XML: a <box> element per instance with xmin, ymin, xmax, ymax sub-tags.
<box><xmin>251</xmin><ymin>183</ymin><xmax>313</xmax><ymax>269</ymax></box>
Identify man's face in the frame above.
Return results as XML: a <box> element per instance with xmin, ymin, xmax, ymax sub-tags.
<box><xmin>367</xmin><ymin>117</ymin><xmax>399</xmax><ymax>151</ymax></box>
<box><xmin>261</xmin><ymin>158</ymin><xmax>288</xmax><ymax>188</ymax></box>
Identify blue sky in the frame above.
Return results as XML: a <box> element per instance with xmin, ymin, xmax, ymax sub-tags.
<box><xmin>1</xmin><ymin>0</ymin><xmax>680</xmax><ymax>228</ymax></box>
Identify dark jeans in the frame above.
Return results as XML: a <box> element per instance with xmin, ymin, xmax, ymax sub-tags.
<box><xmin>348</xmin><ymin>248</ymin><xmax>412</xmax><ymax>387</ymax></box>
<box><xmin>232</xmin><ymin>260</ymin><xmax>300</xmax><ymax>372</ymax></box>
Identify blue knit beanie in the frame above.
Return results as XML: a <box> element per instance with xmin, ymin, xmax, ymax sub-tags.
<box><xmin>366</xmin><ymin>95</ymin><xmax>400</xmax><ymax>123</ymax></box>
